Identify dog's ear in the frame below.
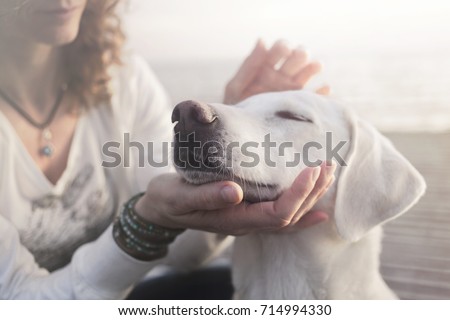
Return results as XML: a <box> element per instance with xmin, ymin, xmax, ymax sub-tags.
<box><xmin>334</xmin><ymin>115</ymin><xmax>426</xmax><ymax>242</ymax></box>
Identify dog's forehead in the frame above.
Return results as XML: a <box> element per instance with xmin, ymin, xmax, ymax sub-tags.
<box><xmin>237</xmin><ymin>90</ymin><xmax>330</xmax><ymax>114</ymax></box>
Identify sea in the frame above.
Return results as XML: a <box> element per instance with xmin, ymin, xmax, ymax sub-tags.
<box><xmin>124</xmin><ymin>0</ymin><xmax>450</xmax><ymax>132</ymax></box>
<box><xmin>146</xmin><ymin>55</ymin><xmax>450</xmax><ymax>132</ymax></box>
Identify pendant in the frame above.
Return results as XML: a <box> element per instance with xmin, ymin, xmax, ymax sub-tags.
<box><xmin>40</xmin><ymin>145</ymin><xmax>54</xmax><ymax>157</ymax></box>
<box><xmin>39</xmin><ymin>128</ymin><xmax>54</xmax><ymax>157</ymax></box>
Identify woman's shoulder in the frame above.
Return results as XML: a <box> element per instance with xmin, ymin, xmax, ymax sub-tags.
<box><xmin>106</xmin><ymin>54</ymin><xmax>172</xmax><ymax>131</ymax></box>
<box><xmin>110</xmin><ymin>54</ymin><xmax>167</xmax><ymax>105</ymax></box>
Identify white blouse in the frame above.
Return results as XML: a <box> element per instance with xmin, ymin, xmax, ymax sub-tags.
<box><xmin>0</xmin><ymin>55</ymin><xmax>177</xmax><ymax>299</ymax></box>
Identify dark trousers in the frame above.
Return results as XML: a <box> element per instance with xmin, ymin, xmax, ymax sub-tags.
<box><xmin>127</xmin><ymin>266</ymin><xmax>233</xmax><ymax>300</ymax></box>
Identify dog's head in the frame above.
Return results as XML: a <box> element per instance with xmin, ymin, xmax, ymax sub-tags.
<box><xmin>172</xmin><ymin>91</ymin><xmax>426</xmax><ymax>241</ymax></box>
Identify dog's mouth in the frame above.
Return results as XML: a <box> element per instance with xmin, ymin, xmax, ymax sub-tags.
<box><xmin>177</xmin><ymin>168</ymin><xmax>281</xmax><ymax>203</ymax></box>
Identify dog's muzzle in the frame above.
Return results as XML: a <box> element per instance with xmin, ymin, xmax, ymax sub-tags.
<box><xmin>171</xmin><ymin>100</ymin><xmax>280</xmax><ymax>202</ymax></box>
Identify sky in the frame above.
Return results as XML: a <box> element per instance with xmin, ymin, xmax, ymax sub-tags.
<box><xmin>123</xmin><ymin>0</ymin><xmax>450</xmax><ymax>61</ymax></box>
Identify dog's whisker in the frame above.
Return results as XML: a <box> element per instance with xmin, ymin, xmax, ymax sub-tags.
<box><xmin>249</xmin><ymin>171</ymin><xmax>261</xmax><ymax>202</ymax></box>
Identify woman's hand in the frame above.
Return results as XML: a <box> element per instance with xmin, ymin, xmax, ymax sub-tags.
<box><xmin>134</xmin><ymin>162</ymin><xmax>336</xmax><ymax>236</ymax></box>
<box><xmin>224</xmin><ymin>40</ymin><xmax>330</xmax><ymax>105</ymax></box>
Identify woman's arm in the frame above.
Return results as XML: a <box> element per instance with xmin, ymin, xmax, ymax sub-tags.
<box><xmin>0</xmin><ymin>215</ymin><xmax>162</xmax><ymax>299</ymax></box>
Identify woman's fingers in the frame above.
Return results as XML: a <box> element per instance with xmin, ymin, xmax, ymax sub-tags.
<box><xmin>293</xmin><ymin>62</ymin><xmax>322</xmax><ymax>88</ymax></box>
<box><xmin>235</xmin><ymin>40</ymin><xmax>296</xmax><ymax>97</ymax></box>
<box><xmin>316</xmin><ymin>85</ymin><xmax>331</xmax><ymax>95</ymax></box>
<box><xmin>224</xmin><ymin>39</ymin><xmax>267</xmax><ymax>104</ymax></box>
<box><xmin>244</xmin><ymin>163</ymin><xmax>335</xmax><ymax>232</ymax></box>
<box><xmin>256</xmin><ymin>66</ymin><xmax>300</xmax><ymax>92</ymax></box>
<box><xmin>265</xmin><ymin>40</ymin><xmax>292</xmax><ymax>68</ymax></box>
<box><xmin>233</xmin><ymin>39</ymin><xmax>267</xmax><ymax>88</ymax></box>
<box><xmin>222</xmin><ymin>166</ymin><xmax>322</xmax><ymax>233</ymax></box>
<box><xmin>187</xmin><ymin>166</ymin><xmax>324</xmax><ymax>235</ymax></box>
<box><xmin>289</xmin><ymin>162</ymin><xmax>336</xmax><ymax>225</ymax></box>
<box><xmin>291</xmin><ymin>210</ymin><xmax>329</xmax><ymax>230</ymax></box>
<box><xmin>279</xmin><ymin>48</ymin><xmax>308</xmax><ymax>77</ymax></box>
<box><xmin>271</xmin><ymin>166</ymin><xmax>321</xmax><ymax>222</ymax></box>
<box><xmin>224</xmin><ymin>40</ymin><xmax>329</xmax><ymax>104</ymax></box>
<box><xmin>249</xmin><ymin>59</ymin><xmax>324</xmax><ymax>95</ymax></box>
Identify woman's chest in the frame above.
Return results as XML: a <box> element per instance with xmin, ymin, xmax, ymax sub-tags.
<box><xmin>0</xmin><ymin>116</ymin><xmax>120</xmax><ymax>270</ymax></box>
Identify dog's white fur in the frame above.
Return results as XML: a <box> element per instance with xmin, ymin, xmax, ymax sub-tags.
<box><xmin>171</xmin><ymin>91</ymin><xmax>426</xmax><ymax>299</ymax></box>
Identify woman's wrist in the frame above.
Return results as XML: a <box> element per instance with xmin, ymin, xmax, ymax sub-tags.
<box><xmin>134</xmin><ymin>191</ymin><xmax>184</xmax><ymax>230</ymax></box>
<box><xmin>113</xmin><ymin>193</ymin><xmax>185</xmax><ymax>261</ymax></box>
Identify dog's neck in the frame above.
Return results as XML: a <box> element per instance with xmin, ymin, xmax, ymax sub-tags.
<box><xmin>231</xmin><ymin>171</ymin><xmax>397</xmax><ymax>299</ymax></box>
<box><xmin>231</xmin><ymin>224</ymin><xmax>396</xmax><ymax>299</ymax></box>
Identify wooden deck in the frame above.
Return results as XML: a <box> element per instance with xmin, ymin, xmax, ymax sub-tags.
<box><xmin>380</xmin><ymin>131</ymin><xmax>450</xmax><ymax>299</ymax></box>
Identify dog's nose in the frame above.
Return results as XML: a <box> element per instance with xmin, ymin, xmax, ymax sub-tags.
<box><xmin>172</xmin><ymin>100</ymin><xmax>217</xmax><ymax>126</ymax></box>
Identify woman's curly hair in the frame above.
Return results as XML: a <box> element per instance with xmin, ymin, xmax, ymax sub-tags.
<box><xmin>64</xmin><ymin>0</ymin><xmax>125</xmax><ymax>108</ymax></box>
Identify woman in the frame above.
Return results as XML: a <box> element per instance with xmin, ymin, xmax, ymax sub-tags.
<box><xmin>0</xmin><ymin>0</ymin><xmax>335</xmax><ymax>299</ymax></box>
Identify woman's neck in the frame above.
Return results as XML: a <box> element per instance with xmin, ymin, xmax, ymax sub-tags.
<box><xmin>0</xmin><ymin>37</ymin><xmax>64</xmax><ymax>114</ymax></box>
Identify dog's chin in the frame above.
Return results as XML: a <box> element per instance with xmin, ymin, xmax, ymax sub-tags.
<box><xmin>177</xmin><ymin>169</ymin><xmax>281</xmax><ymax>203</ymax></box>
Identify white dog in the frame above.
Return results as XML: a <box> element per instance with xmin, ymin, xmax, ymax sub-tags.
<box><xmin>169</xmin><ymin>91</ymin><xmax>426</xmax><ymax>299</ymax></box>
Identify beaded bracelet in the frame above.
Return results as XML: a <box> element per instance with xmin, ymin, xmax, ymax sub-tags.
<box><xmin>113</xmin><ymin>193</ymin><xmax>185</xmax><ymax>261</ymax></box>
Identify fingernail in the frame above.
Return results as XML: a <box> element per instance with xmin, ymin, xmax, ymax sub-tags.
<box><xmin>254</xmin><ymin>39</ymin><xmax>266</xmax><ymax>51</ymax></box>
<box><xmin>221</xmin><ymin>186</ymin><xmax>240</xmax><ymax>203</ymax></box>
<box><xmin>294</xmin><ymin>46</ymin><xmax>309</xmax><ymax>57</ymax></box>
<box><xmin>275</xmin><ymin>39</ymin><xmax>289</xmax><ymax>47</ymax></box>
<box><xmin>312</xmin><ymin>166</ymin><xmax>321</xmax><ymax>182</ymax></box>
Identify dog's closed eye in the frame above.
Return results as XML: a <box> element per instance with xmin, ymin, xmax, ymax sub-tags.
<box><xmin>275</xmin><ymin>111</ymin><xmax>313</xmax><ymax>123</ymax></box>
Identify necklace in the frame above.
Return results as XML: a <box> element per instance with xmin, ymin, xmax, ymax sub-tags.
<box><xmin>0</xmin><ymin>84</ymin><xmax>67</xmax><ymax>158</ymax></box>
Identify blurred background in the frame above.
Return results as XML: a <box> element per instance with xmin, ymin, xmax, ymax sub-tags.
<box><xmin>123</xmin><ymin>0</ymin><xmax>450</xmax><ymax>299</ymax></box>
